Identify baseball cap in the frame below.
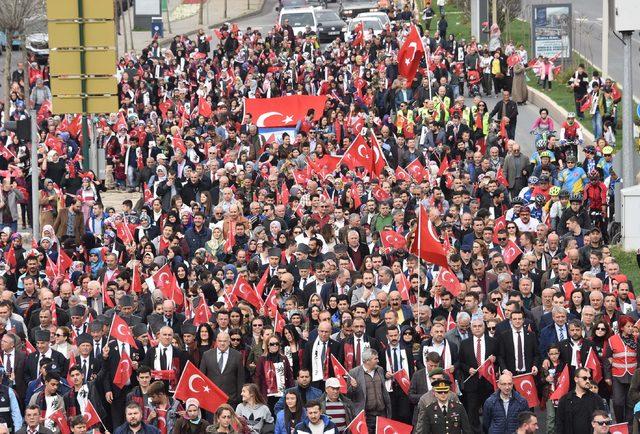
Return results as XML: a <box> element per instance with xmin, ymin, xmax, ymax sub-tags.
<box><xmin>325</xmin><ymin>377</ymin><xmax>341</xmax><ymax>389</ymax></box>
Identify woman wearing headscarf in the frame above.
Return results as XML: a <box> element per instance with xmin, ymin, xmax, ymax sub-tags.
<box><xmin>172</xmin><ymin>398</ymin><xmax>210</xmax><ymax>434</ymax></box>
<box><xmin>76</xmin><ymin>176</ymin><xmax>98</xmax><ymax>223</ymax></box>
<box><xmin>39</xmin><ymin>179</ymin><xmax>58</xmax><ymax>228</ymax></box>
<box><xmin>88</xmin><ymin>248</ymin><xmax>105</xmax><ymax>279</ymax></box>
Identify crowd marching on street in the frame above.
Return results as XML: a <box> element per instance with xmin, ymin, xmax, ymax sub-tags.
<box><xmin>0</xmin><ymin>0</ymin><xmax>633</xmax><ymax>433</ymax></box>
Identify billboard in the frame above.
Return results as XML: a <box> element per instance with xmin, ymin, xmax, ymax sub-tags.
<box><xmin>531</xmin><ymin>4</ymin><xmax>572</xmax><ymax>59</ymax></box>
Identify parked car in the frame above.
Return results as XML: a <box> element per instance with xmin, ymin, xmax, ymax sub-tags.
<box><xmin>355</xmin><ymin>11</ymin><xmax>390</xmax><ymax>28</ymax></box>
<box><xmin>315</xmin><ymin>9</ymin><xmax>347</xmax><ymax>42</ymax></box>
<box><xmin>278</xmin><ymin>6</ymin><xmax>321</xmax><ymax>36</ymax></box>
<box><xmin>344</xmin><ymin>16</ymin><xmax>383</xmax><ymax>42</ymax></box>
<box><xmin>26</xmin><ymin>33</ymin><xmax>49</xmax><ymax>63</ymax></box>
<box><xmin>338</xmin><ymin>0</ymin><xmax>379</xmax><ymax>20</ymax></box>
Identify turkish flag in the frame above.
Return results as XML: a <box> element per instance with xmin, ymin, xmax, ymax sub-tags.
<box><xmin>156</xmin><ymin>409</ymin><xmax>168</xmax><ymax>434</ymax></box>
<box><xmin>379</xmin><ymin>230</ymin><xmax>407</xmax><ymax>250</ymax></box>
<box><xmin>346</xmin><ymin>410</ymin><xmax>368</xmax><ymax>434</ymax></box>
<box><xmin>116</xmin><ymin>222</ymin><xmax>135</xmax><ymax>245</ymax></box>
<box><xmin>113</xmin><ymin>351</ymin><xmax>134</xmax><ymax>389</ymax></box>
<box><xmin>395</xmin><ymin>166</ymin><xmax>411</xmax><ymax>182</ymax></box>
<box><xmin>255</xmin><ymin>267</ymin><xmax>269</xmax><ymax>298</ymax></box>
<box><xmin>278</xmin><ymin>182</ymin><xmax>290</xmax><ymax>206</ymax></box>
<box><xmin>446</xmin><ymin>311</ymin><xmax>456</xmax><ymax>331</ymax></box>
<box><xmin>372</xmin><ymin>186</ymin><xmax>391</xmax><ymax>203</ymax></box>
<box><xmin>264</xmin><ymin>287</ymin><xmax>279</xmax><ymax>317</ymax></box>
<box><xmin>45</xmin><ymin>255</ymin><xmax>59</xmax><ymax>280</ymax></box>
<box><xmin>375</xmin><ymin>417</ymin><xmax>412</xmax><ymax>434</ymax></box>
<box><xmin>193</xmin><ymin>296</ymin><xmax>212</xmax><ymax>326</ymax></box>
<box><xmin>172</xmin><ymin>134</ymin><xmax>186</xmax><ymax>155</ymax></box>
<box><xmin>496</xmin><ymin>167</ymin><xmax>509</xmax><ymax>187</ymax></box>
<box><xmin>369</xmin><ymin>134</ymin><xmax>389</xmax><ymax>177</ymax></box>
<box><xmin>350</xmin><ymin>183</ymin><xmax>362</xmax><ymax>209</ymax></box>
<box><xmin>109</xmin><ymin>314</ymin><xmax>138</xmax><ymax>349</ymax></box>
<box><xmin>57</xmin><ymin>248</ymin><xmax>73</xmax><ymax>274</ymax></box>
<box><xmin>102</xmin><ymin>275</ymin><xmax>115</xmax><ymax>308</ymax></box>
<box><xmin>609</xmin><ymin>423</ymin><xmax>629</xmax><ymax>434</ymax></box>
<box><xmin>563</xmin><ymin>281</ymin><xmax>575</xmax><ymax>299</ymax></box>
<box><xmin>174</xmin><ymin>361</ymin><xmax>228</xmax><ymax>413</ymax></box>
<box><xmin>437</xmin><ymin>267</ymin><xmax>462</xmax><ymax>297</ymax></box>
<box><xmin>398</xmin><ymin>25</ymin><xmax>425</xmax><ymax>83</ymax></box>
<box><xmin>406</xmin><ymin>159</ymin><xmax>427</xmax><ymax>183</ymax></box>
<box><xmin>492</xmin><ymin>215</ymin><xmax>507</xmax><ymax>243</ymax></box>
<box><xmin>245</xmin><ymin>95</ymin><xmax>327</xmax><ymax>127</ymax></box>
<box><xmin>198</xmin><ymin>98</ymin><xmax>212</xmax><ymax>117</ymax></box>
<box><xmin>330</xmin><ymin>354</ymin><xmax>349</xmax><ymax>393</ymax></box>
<box><xmin>50</xmin><ymin>302</ymin><xmax>58</xmax><ymax>327</ymax></box>
<box><xmin>49</xmin><ymin>409</ymin><xmax>71</xmax><ymax>434</ymax></box>
<box><xmin>477</xmin><ymin>358</ymin><xmax>498</xmax><ymax>391</ymax></box>
<box><xmin>437</xmin><ymin>155</ymin><xmax>449</xmax><ymax>176</ymax></box>
<box><xmin>585</xmin><ymin>347</ymin><xmax>603</xmax><ymax>384</ymax></box>
<box><xmin>5</xmin><ymin>246</ymin><xmax>16</xmax><ymax>270</ymax></box>
<box><xmin>395</xmin><ymin>273</ymin><xmax>412</xmax><ymax>302</ymax></box>
<box><xmin>66</xmin><ymin>355</ymin><xmax>76</xmax><ymax>385</ymax></box>
<box><xmin>340</xmin><ymin>134</ymin><xmax>372</xmax><ymax>171</ymax></box>
<box><xmin>225</xmin><ymin>220</ymin><xmax>236</xmax><ymax>254</ymax></box>
<box><xmin>549</xmin><ymin>365</ymin><xmax>570</xmax><ymax>400</ymax></box>
<box><xmin>507</xmin><ymin>54</ymin><xmax>521</xmax><ymax>68</ymax></box>
<box><xmin>0</xmin><ymin>143</ymin><xmax>15</xmax><ymax>160</ymax></box>
<box><xmin>409</xmin><ymin>206</ymin><xmax>448</xmax><ymax>267</ymax></box>
<box><xmin>512</xmin><ymin>373</ymin><xmax>540</xmax><ymax>408</ymax></box>
<box><xmin>131</xmin><ymin>264</ymin><xmax>142</xmax><ymax>294</ymax></box>
<box><xmin>316</xmin><ymin>155</ymin><xmax>342</xmax><ymax>179</ymax></box>
<box><xmin>151</xmin><ymin>263</ymin><xmax>184</xmax><ymax>306</ymax></box>
<box><xmin>84</xmin><ymin>401</ymin><xmax>103</xmax><ymax>429</ymax></box>
<box><xmin>393</xmin><ymin>370</ymin><xmax>411</xmax><ymax>395</ymax></box>
<box><xmin>502</xmin><ymin>240</ymin><xmax>523</xmax><ymax>265</ymax></box>
<box><xmin>274</xmin><ymin>309</ymin><xmax>285</xmax><ymax>334</ymax></box>
<box><xmin>24</xmin><ymin>339</ymin><xmax>36</xmax><ymax>355</ymax></box>
<box><xmin>232</xmin><ymin>276</ymin><xmax>263</xmax><ymax>310</ymax></box>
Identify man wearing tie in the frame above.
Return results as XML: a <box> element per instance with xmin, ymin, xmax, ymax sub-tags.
<box><xmin>74</xmin><ymin>334</ymin><xmax>101</xmax><ymax>383</ymax></box>
<box><xmin>88</xmin><ymin>322</ymin><xmax>107</xmax><ymax>361</ymax></box>
<box><xmin>557</xmin><ymin>320</ymin><xmax>595</xmax><ymax>381</ymax></box>
<box><xmin>303</xmin><ymin>322</ymin><xmax>342</xmax><ymax>390</ymax></box>
<box><xmin>142</xmin><ymin>326</ymin><xmax>187</xmax><ymax>391</ymax></box>
<box><xmin>340</xmin><ymin>317</ymin><xmax>383</xmax><ymax>371</ymax></box>
<box><xmin>200</xmin><ymin>332</ymin><xmax>245</xmax><ymax>408</ymax></box>
<box><xmin>458</xmin><ymin>319</ymin><xmax>499</xmax><ymax>434</ymax></box>
<box><xmin>385</xmin><ymin>327</ymin><xmax>417</xmax><ymax>423</ymax></box>
<box><xmin>68</xmin><ymin>306</ymin><xmax>88</xmax><ymax>338</ymax></box>
<box><xmin>538</xmin><ymin>307</ymin><xmax>569</xmax><ymax>356</ymax></box>
<box><xmin>0</xmin><ymin>332</ymin><xmax>26</xmax><ymax>403</ymax></box>
<box><xmin>498</xmin><ymin>310</ymin><xmax>539</xmax><ymax>376</ymax></box>
<box><xmin>24</xmin><ymin>330</ymin><xmax>67</xmax><ymax>386</ymax></box>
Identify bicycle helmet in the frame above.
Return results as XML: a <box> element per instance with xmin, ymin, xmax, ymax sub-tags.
<box><xmin>569</xmin><ymin>193</ymin><xmax>583</xmax><ymax>203</ymax></box>
<box><xmin>589</xmin><ymin>170</ymin><xmax>600</xmax><ymax>180</ymax></box>
<box><xmin>528</xmin><ymin>176</ymin><xmax>539</xmax><ymax>185</ymax></box>
<box><xmin>535</xmin><ymin>140</ymin><xmax>546</xmax><ymax>150</ymax></box>
<box><xmin>535</xmin><ymin>194</ymin><xmax>546</xmax><ymax>205</ymax></box>
<box><xmin>549</xmin><ymin>186</ymin><xmax>561</xmax><ymax>196</ymax></box>
<box><xmin>539</xmin><ymin>150</ymin><xmax>553</xmax><ymax>159</ymax></box>
<box><xmin>511</xmin><ymin>197</ymin><xmax>523</xmax><ymax>205</ymax></box>
<box><xmin>559</xmin><ymin>190</ymin><xmax>570</xmax><ymax>199</ymax></box>
<box><xmin>567</xmin><ymin>112</ymin><xmax>576</xmax><ymax>118</ymax></box>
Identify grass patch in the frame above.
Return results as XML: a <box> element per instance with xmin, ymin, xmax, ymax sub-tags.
<box><xmin>611</xmin><ymin>245</ymin><xmax>640</xmax><ymax>295</ymax></box>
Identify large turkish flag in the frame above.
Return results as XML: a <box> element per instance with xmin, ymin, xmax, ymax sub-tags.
<box><xmin>244</xmin><ymin>95</ymin><xmax>327</xmax><ymax>127</ymax></box>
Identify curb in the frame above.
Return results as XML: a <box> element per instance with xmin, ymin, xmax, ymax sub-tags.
<box><xmin>154</xmin><ymin>0</ymin><xmax>266</xmax><ymax>48</ymax></box>
<box><xmin>526</xmin><ymin>85</ymin><xmax>595</xmax><ymax>154</ymax></box>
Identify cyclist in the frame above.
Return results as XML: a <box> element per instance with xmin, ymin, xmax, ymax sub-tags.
<box><xmin>582</xmin><ymin>145</ymin><xmax>599</xmax><ymax>176</ymax></box>
<box><xmin>557</xmin><ymin>154</ymin><xmax>587</xmax><ymax>194</ymax></box>
<box><xmin>530</xmin><ymin>107</ymin><xmax>556</xmax><ymax>143</ymax></box>
<box><xmin>545</xmin><ymin>187</ymin><xmax>568</xmax><ymax>232</ymax></box>
<box><xmin>558</xmin><ymin>193</ymin><xmax>591</xmax><ymax>236</ymax></box>
<box><xmin>505</xmin><ymin>196</ymin><xmax>525</xmax><ymax>221</ymax></box>
<box><xmin>528</xmin><ymin>194</ymin><xmax>547</xmax><ymax>221</ymax></box>
<box><xmin>559</xmin><ymin>112</ymin><xmax>584</xmax><ymax>161</ymax></box>
<box><xmin>518</xmin><ymin>176</ymin><xmax>538</xmax><ymax>204</ymax></box>
<box><xmin>529</xmin><ymin>140</ymin><xmax>553</xmax><ymax>172</ymax></box>
<box><xmin>583</xmin><ymin>170</ymin><xmax>609</xmax><ymax>239</ymax></box>
<box><xmin>596</xmin><ymin>145</ymin><xmax>614</xmax><ymax>179</ymax></box>
<box><xmin>532</xmin><ymin>151</ymin><xmax>558</xmax><ymax>180</ymax></box>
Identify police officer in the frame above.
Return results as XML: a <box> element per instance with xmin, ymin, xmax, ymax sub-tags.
<box><xmin>419</xmin><ymin>377</ymin><xmax>471</xmax><ymax>434</ymax></box>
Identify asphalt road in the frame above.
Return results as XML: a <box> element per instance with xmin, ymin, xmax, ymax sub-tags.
<box><xmin>520</xmin><ymin>0</ymin><xmax>639</xmax><ymax>101</ymax></box>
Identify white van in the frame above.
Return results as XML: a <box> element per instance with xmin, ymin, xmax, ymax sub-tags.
<box><xmin>278</xmin><ymin>7</ymin><xmax>320</xmax><ymax>36</ymax></box>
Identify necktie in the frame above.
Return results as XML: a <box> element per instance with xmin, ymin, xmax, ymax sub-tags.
<box><xmin>160</xmin><ymin>348</ymin><xmax>168</xmax><ymax>370</ymax></box>
<box><xmin>475</xmin><ymin>338</ymin><xmax>482</xmax><ymax>366</ymax></box>
<box><xmin>442</xmin><ymin>405</ymin><xmax>447</xmax><ymax>415</ymax></box>
<box><xmin>218</xmin><ymin>351</ymin><xmax>224</xmax><ymax>372</ymax></box>
<box><xmin>321</xmin><ymin>342</ymin><xmax>327</xmax><ymax>365</ymax></box>
<box><xmin>82</xmin><ymin>360</ymin><xmax>87</xmax><ymax>379</ymax></box>
<box><xmin>355</xmin><ymin>338</ymin><xmax>361</xmax><ymax>366</ymax></box>
<box><xmin>302</xmin><ymin>278</ymin><xmax>307</xmax><ymax>289</ymax></box>
<box><xmin>517</xmin><ymin>331</ymin><xmax>524</xmax><ymax>371</ymax></box>
<box><xmin>95</xmin><ymin>341</ymin><xmax>101</xmax><ymax>358</ymax></box>
<box><xmin>121</xmin><ymin>343</ymin><xmax>126</xmax><ymax>356</ymax></box>
<box><xmin>393</xmin><ymin>348</ymin><xmax>399</xmax><ymax>372</ymax></box>
<box><xmin>559</xmin><ymin>327</ymin><xmax>565</xmax><ymax>341</ymax></box>
<box><xmin>6</xmin><ymin>355</ymin><xmax>12</xmax><ymax>375</ymax></box>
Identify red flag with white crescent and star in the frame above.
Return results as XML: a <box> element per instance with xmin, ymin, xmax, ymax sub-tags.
<box><xmin>477</xmin><ymin>358</ymin><xmax>498</xmax><ymax>391</ymax></box>
<box><xmin>174</xmin><ymin>361</ymin><xmax>228</xmax><ymax>413</ymax></box>
<box><xmin>340</xmin><ymin>134</ymin><xmax>372</xmax><ymax>172</ymax></box>
<box><xmin>151</xmin><ymin>263</ymin><xmax>185</xmax><ymax>306</ymax></box>
<box><xmin>549</xmin><ymin>365</ymin><xmax>570</xmax><ymax>400</ymax></box>
<box><xmin>379</xmin><ymin>230</ymin><xmax>407</xmax><ymax>250</ymax></box>
<box><xmin>502</xmin><ymin>240</ymin><xmax>523</xmax><ymax>265</ymax></box>
<box><xmin>609</xmin><ymin>423</ymin><xmax>629</xmax><ymax>434</ymax></box>
<box><xmin>408</xmin><ymin>206</ymin><xmax>448</xmax><ymax>267</ymax></box>
<box><xmin>398</xmin><ymin>25</ymin><xmax>425</xmax><ymax>84</ymax></box>
<box><xmin>48</xmin><ymin>409</ymin><xmax>71</xmax><ymax>434</ymax></box>
<box><xmin>231</xmin><ymin>276</ymin><xmax>263</xmax><ymax>310</ymax></box>
<box><xmin>193</xmin><ymin>295</ymin><xmax>212</xmax><ymax>326</ymax></box>
<box><xmin>330</xmin><ymin>354</ymin><xmax>349</xmax><ymax>393</ymax></box>
<box><xmin>395</xmin><ymin>273</ymin><xmax>411</xmax><ymax>302</ymax></box>
<box><xmin>109</xmin><ymin>313</ymin><xmax>138</xmax><ymax>349</ymax></box>
<box><xmin>393</xmin><ymin>369</ymin><xmax>411</xmax><ymax>395</ymax></box>
<box><xmin>83</xmin><ymin>400</ymin><xmax>103</xmax><ymax>429</ymax></box>
<box><xmin>113</xmin><ymin>351</ymin><xmax>134</xmax><ymax>389</ymax></box>
<box><xmin>346</xmin><ymin>410</ymin><xmax>368</xmax><ymax>434</ymax></box>
<box><xmin>375</xmin><ymin>417</ymin><xmax>411</xmax><ymax>434</ymax></box>
<box><xmin>437</xmin><ymin>267</ymin><xmax>462</xmax><ymax>297</ymax></box>
<box><xmin>512</xmin><ymin>373</ymin><xmax>540</xmax><ymax>408</ymax></box>
<box><xmin>244</xmin><ymin>95</ymin><xmax>327</xmax><ymax>128</ymax></box>
<box><xmin>585</xmin><ymin>347</ymin><xmax>603</xmax><ymax>384</ymax></box>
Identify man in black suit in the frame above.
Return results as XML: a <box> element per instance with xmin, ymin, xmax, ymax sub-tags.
<box><xmin>102</xmin><ymin>334</ymin><xmax>145</xmax><ymax>429</ymax></box>
<box><xmin>319</xmin><ymin>269</ymin><xmax>351</xmax><ymax>306</ymax></box>
<box><xmin>200</xmin><ymin>331</ymin><xmax>245</xmax><ymax>408</ymax></box>
<box><xmin>88</xmin><ymin>321</ymin><xmax>108</xmax><ymax>360</ymax></box>
<box><xmin>497</xmin><ymin>309</ymin><xmax>539</xmax><ymax>376</ymax></box>
<box><xmin>420</xmin><ymin>322</ymin><xmax>458</xmax><ymax>372</ymax></box>
<box><xmin>489</xmin><ymin>89</ymin><xmax>519</xmax><ymax>139</ymax></box>
<box><xmin>142</xmin><ymin>325</ymin><xmax>187</xmax><ymax>390</ymax></box>
<box><xmin>301</xmin><ymin>263</ymin><xmax>328</xmax><ymax>306</ymax></box>
<box><xmin>147</xmin><ymin>300</ymin><xmax>185</xmax><ymax>335</ymax></box>
<box><xmin>458</xmin><ymin>319</ymin><xmax>499</xmax><ymax>434</ymax></box>
<box><xmin>27</xmin><ymin>290</ymin><xmax>70</xmax><ymax>329</ymax></box>
<box><xmin>74</xmin><ymin>334</ymin><xmax>102</xmax><ymax>383</ymax></box>
<box><xmin>556</xmin><ymin>319</ymin><xmax>596</xmax><ymax>383</ymax></box>
<box><xmin>384</xmin><ymin>326</ymin><xmax>419</xmax><ymax>423</ymax></box>
<box><xmin>303</xmin><ymin>321</ymin><xmax>342</xmax><ymax>390</ymax></box>
<box><xmin>0</xmin><ymin>332</ymin><xmax>27</xmax><ymax>403</ymax></box>
<box><xmin>24</xmin><ymin>330</ymin><xmax>68</xmax><ymax>385</ymax></box>
<box><xmin>340</xmin><ymin>317</ymin><xmax>383</xmax><ymax>371</ymax></box>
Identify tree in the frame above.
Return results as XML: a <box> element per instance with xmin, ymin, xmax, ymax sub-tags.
<box><xmin>0</xmin><ymin>0</ymin><xmax>45</xmax><ymax>121</ymax></box>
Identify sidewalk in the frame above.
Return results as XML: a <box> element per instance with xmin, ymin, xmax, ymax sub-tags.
<box><xmin>116</xmin><ymin>0</ymin><xmax>265</xmax><ymax>54</ymax></box>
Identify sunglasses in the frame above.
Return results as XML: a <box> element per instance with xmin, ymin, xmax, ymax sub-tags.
<box><xmin>487</xmin><ymin>327</ymin><xmax>496</xmax><ymax>331</ymax></box>
<box><xmin>55</xmin><ymin>333</ymin><xmax>66</xmax><ymax>337</ymax></box>
<box><xmin>230</xmin><ymin>337</ymin><xmax>241</xmax><ymax>341</ymax></box>
<box><xmin>596</xmin><ymin>327</ymin><xmax>606</xmax><ymax>331</ymax></box>
<box><xmin>269</xmin><ymin>343</ymin><xmax>280</xmax><ymax>347</ymax></box>
<box><xmin>594</xmin><ymin>420</ymin><xmax>611</xmax><ymax>426</ymax></box>
<box><xmin>434</xmin><ymin>390</ymin><xmax>449</xmax><ymax>394</ymax></box>
<box><xmin>497</xmin><ymin>237</ymin><xmax>507</xmax><ymax>241</ymax></box>
<box><xmin>491</xmin><ymin>298</ymin><xmax>501</xmax><ymax>302</ymax></box>
<box><xmin>578</xmin><ymin>376</ymin><xmax>592</xmax><ymax>381</ymax></box>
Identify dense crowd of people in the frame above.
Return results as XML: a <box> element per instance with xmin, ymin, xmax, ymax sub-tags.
<box><xmin>0</xmin><ymin>0</ymin><xmax>633</xmax><ymax>434</ymax></box>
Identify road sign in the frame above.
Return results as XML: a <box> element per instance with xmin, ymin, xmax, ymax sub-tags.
<box><xmin>47</xmin><ymin>0</ymin><xmax>114</xmax><ymax>19</ymax></box>
<box><xmin>49</xmin><ymin>50</ymin><xmax>117</xmax><ymax>76</ymax></box>
<box><xmin>52</xmin><ymin>96</ymin><xmax>119</xmax><ymax>115</ymax></box>
<box><xmin>50</xmin><ymin>76</ymin><xmax>118</xmax><ymax>95</ymax></box>
<box><xmin>48</xmin><ymin>22</ymin><xmax>116</xmax><ymax>48</ymax></box>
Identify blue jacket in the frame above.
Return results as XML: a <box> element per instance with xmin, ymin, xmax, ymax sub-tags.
<box><xmin>482</xmin><ymin>390</ymin><xmax>529</xmax><ymax>434</ymax></box>
<box><xmin>275</xmin><ymin>408</ymin><xmax>307</xmax><ymax>434</ymax></box>
<box><xmin>114</xmin><ymin>422</ymin><xmax>161</xmax><ymax>434</ymax></box>
<box><xmin>184</xmin><ymin>225</ymin><xmax>212</xmax><ymax>257</ymax></box>
<box><xmin>294</xmin><ymin>415</ymin><xmax>338</xmax><ymax>434</ymax></box>
<box><xmin>538</xmin><ymin>323</ymin><xmax>568</xmax><ymax>356</ymax></box>
<box><xmin>274</xmin><ymin>385</ymin><xmax>323</xmax><ymax>414</ymax></box>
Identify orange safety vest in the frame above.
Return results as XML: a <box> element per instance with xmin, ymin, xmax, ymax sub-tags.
<box><xmin>609</xmin><ymin>334</ymin><xmax>637</xmax><ymax>377</ymax></box>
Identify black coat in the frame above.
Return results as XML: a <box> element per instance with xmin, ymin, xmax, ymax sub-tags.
<box><xmin>24</xmin><ymin>349</ymin><xmax>68</xmax><ymax>385</ymax></box>
<box><xmin>102</xmin><ymin>340</ymin><xmax>145</xmax><ymax>397</ymax></box>
<box><xmin>497</xmin><ymin>328</ymin><xmax>539</xmax><ymax>374</ymax></box>
<box><xmin>458</xmin><ymin>335</ymin><xmax>499</xmax><ymax>392</ymax></box>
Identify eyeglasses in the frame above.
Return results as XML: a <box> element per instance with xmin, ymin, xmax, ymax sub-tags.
<box><xmin>269</xmin><ymin>343</ymin><xmax>280</xmax><ymax>347</ymax></box>
<box><xmin>594</xmin><ymin>420</ymin><xmax>612</xmax><ymax>426</ymax></box>
<box><xmin>578</xmin><ymin>376</ymin><xmax>591</xmax><ymax>381</ymax></box>
<box><xmin>497</xmin><ymin>237</ymin><xmax>507</xmax><ymax>241</ymax></box>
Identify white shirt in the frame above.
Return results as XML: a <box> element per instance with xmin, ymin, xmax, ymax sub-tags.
<box><xmin>155</xmin><ymin>345</ymin><xmax>174</xmax><ymax>371</ymax></box>
<box><xmin>216</xmin><ymin>349</ymin><xmax>228</xmax><ymax>372</ymax></box>
<box><xmin>3</xmin><ymin>350</ymin><xmax>14</xmax><ymax>370</ymax></box>
<box><xmin>474</xmin><ymin>337</ymin><xmax>486</xmax><ymax>363</ymax></box>
<box><xmin>311</xmin><ymin>338</ymin><xmax>328</xmax><ymax>381</ymax></box>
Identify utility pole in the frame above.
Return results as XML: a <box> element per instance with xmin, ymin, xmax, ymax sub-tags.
<box><xmin>621</xmin><ymin>31</ymin><xmax>634</xmax><ymax>188</ymax></box>
<box><xmin>30</xmin><ymin>109</ymin><xmax>40</xmax><ymax>238</ymax></box>
<box><xmin>602</xmin><ymin>0</ymin><xmax>609</xmax><ymax>77</ymax></box>
<box><xmin>492</xmin><ymin>0</ymin><xmax>498</xmax><ymax>27</ymax></box>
